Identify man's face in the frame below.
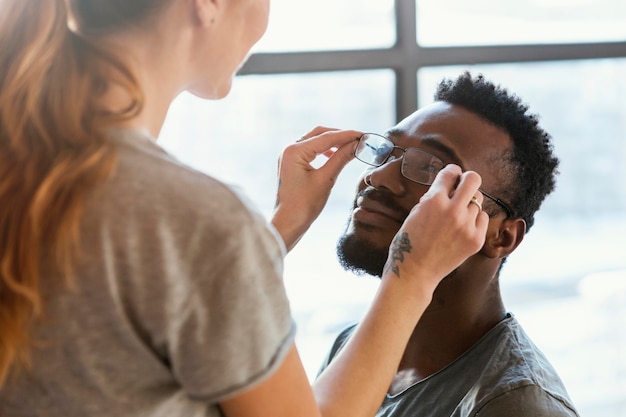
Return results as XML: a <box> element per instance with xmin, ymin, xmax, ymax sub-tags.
<box><xmin>337</xmin><ymin>101</ymin><xmax>513</xmax><ymax>277</ymax></box>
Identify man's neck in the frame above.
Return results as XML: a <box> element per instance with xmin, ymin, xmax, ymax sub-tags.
<box><xmin>388</xmin><ymin>274</ymin><xmax>506</xmax><ymax>395</ymax></box>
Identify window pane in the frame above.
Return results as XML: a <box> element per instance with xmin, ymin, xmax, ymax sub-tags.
<box><xmin>253</xmin><ymin>0</ymin><xmax>396</xmax><ymax>52</ymax></box>
<box><xmin>161</xmin><ymin>70</ymin><xmax>395</xmax><ymax>216</ymax></box>
<box><xmin>159</xmin><ymin>71</ymin><xmax>395</xmax><ymax>376</ymax></box>
<box><xmin>417</xmin><ymin>0</ymin><xmax>626</xmax><ymax>46</ymax></box>
<box><xmin>420</xmin><ymin>60</ymin><xmax>626</xmax><ymax>416</ymax></box>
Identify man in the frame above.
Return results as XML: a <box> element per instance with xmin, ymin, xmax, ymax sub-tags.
<box><xmin>319</xmin><ymin>72</ymin><xmax>579</xmax><ymax>416</ymax></box>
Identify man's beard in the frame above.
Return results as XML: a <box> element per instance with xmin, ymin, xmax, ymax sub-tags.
<box><xmin>336</xmin><ymin>186</ymin><xmax>408</xmax><ymax>278</ymax></box>
<box><xmin>336</xmin><ymin>222</ymin><xmax>388</xmax><ymax>278</ymax></box>
<box><xmin>336</xmin><ymin>218</ymin><xmax>460</xmax><ymax>282</ymax></box>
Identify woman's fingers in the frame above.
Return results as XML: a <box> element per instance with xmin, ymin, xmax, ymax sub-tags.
<box><xmin>453</xmin><ymin>170</ymin><xmax>484</xmax><ymax>207</ymax></box>
<box><xmin>421</xmin><ymin>164</ymin><xmax>486</xmax><ymax>218</ymax></box>
<box><xmin>293</xmin><ymin>128</ymin><xmax>361</xmax><ymax>163</ymax></box>
<box><xmin>424</xmin><ymin>164</ymin><xmax>480</xmax><ymax>199</ymax></box>
<box><xmin>272</xmin><ymin>127</ymin><xmax>361</xmax><ymax>252</ymax></box>
<box><xmin>296</xmin><ymin>126</ymin><xmax>340</xmax><ymax>142</ymax></box>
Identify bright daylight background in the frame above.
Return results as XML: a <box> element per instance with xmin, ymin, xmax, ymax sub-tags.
<box><xmin>160</xmin><ymin>1</ymin><xmax>626</xmax><ymax>416</ymax></box>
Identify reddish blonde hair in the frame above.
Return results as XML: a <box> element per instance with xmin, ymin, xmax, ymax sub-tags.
<box><xmin>0</xmin><ymin>0</ymin><xmax>153</xmax><ymax>385</ymax></box>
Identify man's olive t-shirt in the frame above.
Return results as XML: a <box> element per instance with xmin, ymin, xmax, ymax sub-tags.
<box><xmin>319</xmin><ymin>314</ymin><xmax>579</xmax><ymax>417</ymax></box>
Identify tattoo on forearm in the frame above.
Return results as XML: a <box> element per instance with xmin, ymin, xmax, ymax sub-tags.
<box><xmin>384</xmin><ymin>232</ymin><xmax>412</xmax><ymax>277</ymax></box>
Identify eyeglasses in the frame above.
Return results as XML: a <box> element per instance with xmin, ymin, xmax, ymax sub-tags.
<box><xmin>354</xmin><ymin>133</ymin><xmax>515</xmax><ymax>218</ymax></box>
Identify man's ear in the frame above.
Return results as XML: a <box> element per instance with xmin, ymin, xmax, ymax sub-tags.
<box><xmin>481</xmin><ymin>217</ymin><xmax>526</xmax><ymax>259</ymax></box>
<box><xmin>193</xmin><ymin>0</ymin><xmax>219</xmax><ymax>27</ymax></box>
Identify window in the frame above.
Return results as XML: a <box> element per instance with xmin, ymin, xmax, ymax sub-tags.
<box><xmin>256</xmin><ymin>0</ymin><xmax>396</xmax><ymax>52</ymax></box>
<box><xmin>160</xmin><ymin>2</ymin><xmax>626</xmax><ymax>415</ymax></box>
<box><xmin>417</xmin><ymin>0</ymin><xmax>626</xmax><ymax>46</ymax></box>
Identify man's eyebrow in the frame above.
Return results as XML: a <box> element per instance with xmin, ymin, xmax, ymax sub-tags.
<box><xmin>420</xmin><ymin>136</ymin><xmax>463</xmax><ymax>165</ymax></box>
<box><xmin>385</xmin><ymin>129</ymin><xmax>463</xmax><ymax>166</ymax></box>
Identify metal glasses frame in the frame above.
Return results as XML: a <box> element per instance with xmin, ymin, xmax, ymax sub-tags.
<box><xmin>355</xmin><ymin>134</ymin><xmax>515</xmax><ymax>218</ymax></box>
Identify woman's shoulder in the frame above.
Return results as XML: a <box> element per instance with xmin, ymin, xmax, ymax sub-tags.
<box><xmin>90</xmin><ymin>128</ymin><xmax>269</xmax><ymax>238</ymax></box>
<box><xmin>113</xmin><ymin>130</ymin><xmax>252</xmax><ymax>209</ymax></box>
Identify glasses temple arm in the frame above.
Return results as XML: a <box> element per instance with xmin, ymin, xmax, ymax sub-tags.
<box><xmin>479</xmin><ymin>189</ymin><xmax>515</xmax><ymax>218</ymax></box>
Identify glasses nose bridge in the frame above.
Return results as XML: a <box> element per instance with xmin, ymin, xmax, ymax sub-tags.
<box><xmin>384</xmin><ymin>145</ymin><xmax>407</xmax><ymax>163</ymax></box>
<box><xmin>371</xmin><ymin>146</ymin><xmax>405</xmax><ymax>175</ymax></box>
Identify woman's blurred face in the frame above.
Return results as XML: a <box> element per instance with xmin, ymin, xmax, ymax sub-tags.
<box><xmin>189</xmin><ymin>0</ymin><xmax>270</xmax><ymax>99</ymax></box>
<box><xmin>241</xmin><ymin>0</ymin><xmax>271</xmax><ymax>49</ymax></box>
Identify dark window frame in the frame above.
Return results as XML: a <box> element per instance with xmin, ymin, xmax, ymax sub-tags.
<box><xmin>238</xmin><ymin>0</ymin><xmax>626</xmax><ymax>121</ymax></box>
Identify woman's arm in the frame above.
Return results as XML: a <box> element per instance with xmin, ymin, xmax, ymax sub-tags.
<box><xmin>220</xmin><ymin>343</ymin><xmax>322</xmax><ymax>417</ymax></box>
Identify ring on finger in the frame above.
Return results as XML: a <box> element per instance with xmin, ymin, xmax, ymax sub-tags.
<box><xmin>469</xmin><ymin>196</ymin><xmax>482</xmax><ymax>211</ymax></box>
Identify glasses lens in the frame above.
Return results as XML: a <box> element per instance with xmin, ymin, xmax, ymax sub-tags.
<box><xmin>355</xmin><ymin>134</ymin><xmax>394</xmax><ymax>166</ymax></box>
<box><xmin>402</xmin><ymin>148</ymin><xmax>445</xmax><ymax>185</ymax></box>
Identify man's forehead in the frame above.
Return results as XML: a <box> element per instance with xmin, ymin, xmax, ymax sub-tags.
<box><xmin>384</xmin><ymin>101</ymin><xmax>513</xmax><ymax>185</ymax></box>
<box><xmin>387</xmin><ymin>102</ymin><xmax>510</xmax><ymax>152</ymax></box>
<box><xmin>391</xmin><ymin>102</ymin><xmax>473</xmax><ymax>136</ymax></box>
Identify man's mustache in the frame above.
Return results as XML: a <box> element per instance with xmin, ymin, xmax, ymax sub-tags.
<box><xmin>355</xmin><ymin>187</ymin><xmax>411</xmax><ymax>220</ymax></box>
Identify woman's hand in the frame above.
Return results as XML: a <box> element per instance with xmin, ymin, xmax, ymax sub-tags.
<box><xmin>383</xmin><ymin>164</ymin><xmax>490</xmax><ymax>293</ymax></box>
<box><xmin>271</xmin><ymin>127</ymin><xmax>361</xmax><ymax>252</ymax></box>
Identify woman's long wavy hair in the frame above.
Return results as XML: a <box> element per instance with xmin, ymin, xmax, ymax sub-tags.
<box><xmin>0</xmin><ymin>0</ymin><xmax>164</xmax><ymax>386</ymax></box>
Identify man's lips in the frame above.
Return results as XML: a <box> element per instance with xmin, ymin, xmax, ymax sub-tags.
<box><xmin>354</xmin><ymin>196</ymin><xmax>408</xmax><ymax>225</ymax></box>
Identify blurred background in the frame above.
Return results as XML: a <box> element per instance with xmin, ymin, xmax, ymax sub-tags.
<box><xmin>159</xmin><ymin>1</ymin><xmax>626</xmax><ymax>415</ymax></box>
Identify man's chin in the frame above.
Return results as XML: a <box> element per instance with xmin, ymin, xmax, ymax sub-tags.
<box><xmin>336</xmin><ymin>231</ymin><xmax>388</xmax><ymax>278</ymax></box>
<box><xmin>336</xmin><ymin>227</ymin><xmax>461</xmax><ymax>285</ymax></box>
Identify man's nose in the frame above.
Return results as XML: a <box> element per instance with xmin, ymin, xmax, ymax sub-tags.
<box><xmin>366</xmin><ymin>156</ymin><xmax>407</xmax><ymax>196</ymax></box>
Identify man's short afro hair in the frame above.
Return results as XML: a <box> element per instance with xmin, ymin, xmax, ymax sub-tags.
<box><xmin>435</xmin><ymin>71</ymin><xmax>559</xmax><ymax>231</ymax></box>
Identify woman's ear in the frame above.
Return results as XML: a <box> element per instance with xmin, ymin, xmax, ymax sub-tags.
<box><xmin>481</xmin><ymin>217</ymin><xmax>526</xmax><ymax>260</ymax></box>
<box><xmin>193</xmin><ymin>0</ymin><xmax>219</xmax><ymax>27</ymax></box>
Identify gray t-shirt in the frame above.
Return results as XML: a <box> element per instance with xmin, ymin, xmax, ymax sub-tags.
<box><xmin>0</xmin><ymin>129</ymin><xmax>295</xmax><ymax>416</ymax></box>
<box><xmin>319</xmin><ymin>314</ymin><xmax>579</xmax><ymax>417</ymax></box>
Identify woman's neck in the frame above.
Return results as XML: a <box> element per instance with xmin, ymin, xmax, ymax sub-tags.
<box><xmin>94</xmin><ymin>11</ymin><xmax>192</xmax><ymax>139</ymax></box>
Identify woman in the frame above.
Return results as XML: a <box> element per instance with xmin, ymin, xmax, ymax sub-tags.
<box><xmin>0</xmin><ymin>0</ymin><xmax>488</xmax><ymax>416</ymax></box>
